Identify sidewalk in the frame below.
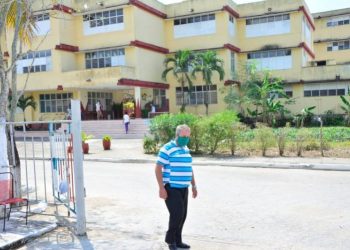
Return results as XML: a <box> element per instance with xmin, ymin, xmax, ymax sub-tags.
<box><xmin>83</xmin><ymin>139</ymin><xmax>350</xmax><ymax>171</ymax></box>
<box><xmin>0</xmin><ymin>205</ymin><xmax>58</xmax><ymax>250</ymax></box>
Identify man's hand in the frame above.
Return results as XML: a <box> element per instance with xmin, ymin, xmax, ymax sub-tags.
<box><xmin>159</xmin><ymin>186</ymin><xmax>168</xmax><ymax>200</ymax></box>
<box><xmin>192</xmin><ymin>187</ymin><xmax>198</xmax><ymax>199</ymax></box>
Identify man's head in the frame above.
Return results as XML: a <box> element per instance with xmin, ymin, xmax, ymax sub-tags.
<box><xmin>175</xmin><ymin>124</ymin><xmax>191</xmax><ymax>147</ymax></box>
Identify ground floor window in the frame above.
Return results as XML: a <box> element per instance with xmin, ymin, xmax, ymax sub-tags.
<box><xmin>176</xmin><ymin>85</ymin><xmax>218</xmax><ymax>105</ymax></box>
<box><xmin>304</xmin><ymin>83</ymin><xmax>348</xmax><ymax>97</ymax></box>
<box><xmin>87</xmin><ymin>92</ymin><xmax>113</xmax><ymax>111</ymax></box>
<box><xmin>40</xmin><ymin>93</ymin><xmax>72</xmax><ymax>113</ymax></box>
<box><xmin>153</xmin><ymin>89</ymin><xmax>166</xmax><ymax>107</ymax></box>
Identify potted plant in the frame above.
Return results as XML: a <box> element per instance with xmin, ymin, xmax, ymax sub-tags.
<box><xmin>81</xmin><ymin>132</ymin><xmax>94</xmax><ymax>154</ymax></box>
<box><xmin>102</xmin><ymin>135</ymin><xmax>112</xmax><ymax>150</ymax></box>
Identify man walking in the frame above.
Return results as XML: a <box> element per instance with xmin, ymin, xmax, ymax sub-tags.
<box><xmin>155</xmin><ymin>124</ymin><xmax>198</xmax><ymax>250</ymax></box>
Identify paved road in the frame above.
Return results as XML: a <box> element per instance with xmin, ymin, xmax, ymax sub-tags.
<box><xmin>21</xmin><ymin>162</ymin><xmax>350</xmax><ymax>250</ymax></box>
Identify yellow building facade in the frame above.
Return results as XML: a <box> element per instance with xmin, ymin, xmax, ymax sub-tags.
<box><xmin>5</xmin><ymin>0</ymin><xmax>350</xmax><ymax>120</ymax></box>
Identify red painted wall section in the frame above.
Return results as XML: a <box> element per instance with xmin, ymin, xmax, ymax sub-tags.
<box><xmin>129</xmin><ymin>0</ymin><xmax>167</xmax><ymax>19</ymax></box>
<box><xmin>222</xmin><ymin>5</ymin><xmax>240</xmax><ymax>18</ymax></box>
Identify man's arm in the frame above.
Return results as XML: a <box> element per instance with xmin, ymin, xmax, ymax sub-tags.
<box><xmin>191</xmin><ymin>173</ymin><xmax>198</xmax><ymax>199</ymax></box>
<box><xmin>155</xmin><ymin>164</ymin><xmax>167</xmax><ymax>199</ymax></box>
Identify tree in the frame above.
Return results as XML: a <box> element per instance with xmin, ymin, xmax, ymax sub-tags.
<box><xmin>0</xmin><ymin>0</ymin><xmax>36</xmax><ymax>198</ymax></box>
<box><xmin>192</xmin><ymin>51</ymin><xmax>225</xmax><ymax>115</ymax></box>
<box><xmin>17</xmin><ymin>95</ymin><xmax>36</xmax><ymax>122</ymax></box>
<box><xmin>162</xmin><ymin>50</ymin><xmax>194</xmax><ymax>113</ymax></box>
<box><xmin>294</xmin><ymin>106</ymin><xmax>316</xmax><ymax>128</ymax></box>
<box><xmin>224</xmin><ymin>63</ymin><xmax>291</xmax><ymax>126</ymax></box>
<box><xmin>340</xmin><ymin>91</ymin><xmax>350</xmax><ymax>126</ymax></box>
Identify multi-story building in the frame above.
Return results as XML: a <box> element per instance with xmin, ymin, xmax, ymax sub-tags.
<box><xmin>4</xmin><ymin>0</ymin><xmax>350</xmax><ymax>121</ymax></box>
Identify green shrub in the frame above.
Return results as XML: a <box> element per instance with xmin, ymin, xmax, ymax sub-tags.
<box><xmin>227</xmin><ymin>122</ymin><xmax>248</xmax><ymax>156</ymax></box>
<box><xmin>149</xmin><ymin>113</ymin><xmax>198</xmax><ymax>144</ymax></box>
<box><xmin>143</xmin><ymin>136</ymin><xmax>158</xmax><ymax>154</ymax></box>
<box><xmin>201</xmin><ymin>111</ymin><xmax>238</xmax><ymax>154</ymax></box>
<box><xmin>188</xmin><ymin>119</ymin><xmax>204</xmax><ymax>153</ymax></box>
<box><xmin>274</xmin><ymin>126</ymin><xmax>289</xmax><ymax>156</ymax></box>
<box><xmin>254</xmin><ymin>123</ymin><xmax>275</xmax><ymax>156</ymax></box>
<box><xmin>295</xmin><ymin>128</ymin><xmax>311</xmax><ymax>156</ymax></box>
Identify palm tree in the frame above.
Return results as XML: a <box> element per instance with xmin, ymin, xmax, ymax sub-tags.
<box><xmin>0</xmin><ymin>0</ymin><xmax>36</xmax><ymax>199</ymax></box>
<box><xmin>5</xmin><ymin>0</ymin><xmax>37</xmax><ymax>123</ymax></box>
<box><xmin>162</xmin><ymin>50</ymin><xmax>194</xmax><ymax>113</ymax></box>
<box><xmin>17</xmin><ymin>95</ymin><xmax>36</xmax><ymax>122</ymax></box>
<box><xmin>192</xmin><ymin>51</ymin><xmax>224</xmax><ymax>116</ymax></box>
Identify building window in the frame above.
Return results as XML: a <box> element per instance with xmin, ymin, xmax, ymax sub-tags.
<box><xmin>231</xmin><ymin>52</ymin><xmax>235</xmax><ymax>74</ymax></box>
<box><xmin>304</xmin><ymin>86</ymin><xmax>347</xmax><ymax>97</ymax></box>
<box><xmin>327</xmin><ymin>40</ymin><xmax>350</xmax><ymax>51</ymax></box>
<box><xmin>83</xmin><ymin>9</ymin><xmax>124</xmax><ymax>35</ymax></box>
<box><xmin>83</xmin><ymin>9</ymin><xmax>123</xmax><ymax>28</ymax></box>
<box><xmin>285</xmin><ymin>90</ymin><xmax>293</xmax><ymax>97</ymax></box>
<box><xmin>85</xmin><ymin>48</ymin><xmax>125</xmax><ymax>69</ymax></box>
<box><xmin>174</xmin><ymin>14</ymin><xmax>215</xmax><ymax>26</ymax></box>
<box><xmin>229</xmin><ymin>15</ymin><xmax>235</xmax><ymax>36</ymax></box>
<box><xmin>302</xmin><ymin>16</ymin><xmax>312</xmax><ymax>47</ymax></box>
<box><xmin>176</xmin><ymin>85</ymin><xmax>217</xmax><ymax>106</ymax></box>
<box><xmin>173</xmin><ymin>14</ymin><xmax>216</xmax><ymax>38</ymax></box>
<box><xmin>34</xmin><ymin>13</ymin><xmax>49</xmax><ymax>21</ymax></box>
<box><xmin>17</xmin><ymin>50</ymin><xmax>52</xmax><ymax>74</ymax></box>
<box><xmin>246</xmin><ymin>14</ymin><xmax>289</xmax><ymax>25</ymax></box>
<box><xmin>247</xmin><ymin>49</ymin><xmax>292</xmax><ymax>70</ymax></box>
<box><xmin>34</xmin><ymin>13</ymin><xmax>50</xmax><ymax>36</ymax></box>
<box><xmin>327</xmin><ymin>15</ymin><xmax>350</xmax><ymax>27</ymax></box>
<box><xmin>246</xmin><ymin>14</ymin><xmax>290</xmax><ymax>37</ymax></box>
<box><xmin>153</xmin><ymin>89</ymin><xmax>166</xmax><ymax>108</ymax></box>
<box><xmin>40</xmin><ymin>93</ymin><xmax>72</xmax><ymax>113</ymax></box>
<box><xmin>87</xmin><ymin>92</ymin><xmax>113</xmax><ymax>112</ymax></box>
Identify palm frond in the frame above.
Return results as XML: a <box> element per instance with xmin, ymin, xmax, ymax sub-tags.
<box><xmin>161</xmin><ymin>67</ymin><xmax>174</xmax><ymax>81</ymax></box>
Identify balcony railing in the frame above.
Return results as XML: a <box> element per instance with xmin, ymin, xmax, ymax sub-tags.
<box><xmin>301</xmin><ymin>64</ymin><xmax>350</xmax><ymax>82</ymax></box>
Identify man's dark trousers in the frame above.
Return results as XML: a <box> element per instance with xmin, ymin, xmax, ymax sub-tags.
<box><xmin>164</xmin><ymin>184</ymin><xmax>189</xmax><ymax>245</ymax></box>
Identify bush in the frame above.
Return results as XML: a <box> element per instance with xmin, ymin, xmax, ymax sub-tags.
<box><xmin>227</xmin><ymin>122</ymin><xmax>248</xmax><ymax>156</ymax></box>
<box><xmin>295</xmin><ymin>128</ymin><xmax>311</xmax><ymax>156</ymax></box>
<box><xmin>143</xmin><ymin>136</ymin><xmax>158</xmax><ymax>154</ymax></box>
<box><xmin>188</xmin><ymin>119</ymin><xmax>204</xmax><ymax>153</ymax></box>
<box><xmin>321</xmin><ymin>110</ymin><xmax>345</xmax><ymax>126</ymax></box>
<box><xmin>149</xmin><ymin>113</ymin><xmax>198</xmax><ymax>144</ymax></box>
<box><xmin>201</xmin><ymin>111</ymin><xmax>238</xmax><ymax>154</ymax></box>
<box><xmin>254</xmin><ymin>123</ymin><xmax>275</xmax><ymax>156</ymax></box>
<box><xmin>274</xmin><ymin>126</ymin><xmax>289</xmax><ymax>156</ymax></box>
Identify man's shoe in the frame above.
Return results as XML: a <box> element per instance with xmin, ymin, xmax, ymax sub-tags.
<box><xmin>168</xmin><ymin>243</ymin><xmax>178</xmax><ymax>250</ymax></box>
<box><xmin>177</xmin><ymin>242</ymin><xmax>190</xmax><ymax>249</ymax></box>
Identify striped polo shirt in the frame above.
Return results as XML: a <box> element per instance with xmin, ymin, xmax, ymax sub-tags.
<box><xmin>157</xmin><ymin>140</ymin><xmax>193</xmax><ymax>188</ymax></box>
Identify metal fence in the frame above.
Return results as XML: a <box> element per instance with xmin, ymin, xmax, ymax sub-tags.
<box><xmin>1</xmin><ymin>100</ymin><xmax>86</xmax><ymax>235</ymax></box>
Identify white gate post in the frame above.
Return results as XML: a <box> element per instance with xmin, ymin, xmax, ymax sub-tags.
<box><xmin>71</xmin><ymin>100</ymin><xmax>86</xmax><ymax>235</ymax></box>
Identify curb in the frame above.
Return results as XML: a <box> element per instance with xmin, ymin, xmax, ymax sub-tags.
<box><xmin>0</xmin><ymin>223</ymin><xmax>57</xmax><ymax>250</ymax></box>
<box><xmin>82</xmin><ymin>158</ymin><xmax>350</xmax><ymax>172</ymax></box>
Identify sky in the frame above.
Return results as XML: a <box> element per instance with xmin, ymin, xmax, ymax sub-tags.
<box><xmin>158</xmin><ymin>0</ymin><xmax>350</xmax><ymax>13</ymax></box>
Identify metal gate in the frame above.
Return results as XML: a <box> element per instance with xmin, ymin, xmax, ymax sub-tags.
<box><xmin>2</xmin><ymin>100</ymin><xmax>86</xmax><ymax>235</ymax></box>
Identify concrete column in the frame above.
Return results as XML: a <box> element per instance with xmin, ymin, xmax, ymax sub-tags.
<box><xmin>134</xmin><ymin>87</ymin><xmax>141</xmax><ymax>118</ymax></box>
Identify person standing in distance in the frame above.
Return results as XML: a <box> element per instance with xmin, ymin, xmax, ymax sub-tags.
<box><xmin>96</xmin><ymin>100</ymin><xmax>103</xmax><ymax>120</ymax></box>
<box><xmin>123</xmin><ymin>111</ymin><xmax>130</xmax><ymax>134</ymax></box>
<box><xmin>155</xmin><ymin>124</ymin><xmax>198</xmax><ymax>250</ymax></box>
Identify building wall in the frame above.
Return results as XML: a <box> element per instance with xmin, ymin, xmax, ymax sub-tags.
<box><xmin>4</xmin><ymin>0</ymin><xmax>350</xmax><ymax>121</ymax></box>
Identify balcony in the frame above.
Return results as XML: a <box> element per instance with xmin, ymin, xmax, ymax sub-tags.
<box><xmin>301</xmin><ymin>64</ymin><xmax>350</xmax><ymax>82</ymax></box>
<box><xmin>61</xmin><ymin>66</ymin><xmax>136</xmax><ymax>89</ymax></box>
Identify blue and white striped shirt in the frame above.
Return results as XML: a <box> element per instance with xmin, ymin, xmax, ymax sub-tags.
<box><xmin>157</xmin><ymin>140</ymin><xmax>193</xmax><ymax>188</ymax></box>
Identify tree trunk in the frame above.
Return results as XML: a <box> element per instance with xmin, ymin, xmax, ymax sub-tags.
<box><xmin>8</xmin><ymin>0</ymin><xmax>23</xmax><ymax>198</ymax></box>
<box><xmin>180</xmin><ymin>77</ymin><xmax>186</xmax><ymax>113</ymax></box>
<box><xmin>7</xmin><ymin>126</ymin><xmax>21</xmax><ymax>197</ymax></box>
<box><xmin>204</xmin><ymin>91</ymin><xmax>209</xmax><ymax>116</ymax></box>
